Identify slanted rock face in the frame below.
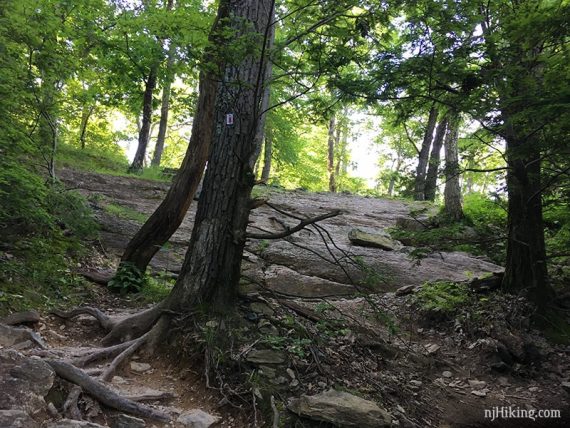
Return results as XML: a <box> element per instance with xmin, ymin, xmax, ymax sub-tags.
<box><xmin>0</xmin><ymin>409</ymin><xmax>39</xmax><ymax>428</ymax></box>
<box><xmin>288</xmin><ymin>389</ymin><xmax>392</xmax><ymax>427</ymax></box>
<box><xmin>0</xmin><ymin>350</ymin><xmax>55</xmax><ymax>417</ymax></box>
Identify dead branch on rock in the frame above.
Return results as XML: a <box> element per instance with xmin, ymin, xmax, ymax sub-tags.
<box><xmin>46</xmin><ymin>359</ymin><xmax>170</xmax><ymax>422</ymax></box>
<box><xmin>247</xmin><ymin>210</ymin><xmax>340</xmax><ymax>240</ymax></box>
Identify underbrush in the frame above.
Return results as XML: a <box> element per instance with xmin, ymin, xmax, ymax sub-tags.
<box><xmin>0</xmin><ymin>158</ymin><xmax>99</xmax><ymax>315</ymax></box>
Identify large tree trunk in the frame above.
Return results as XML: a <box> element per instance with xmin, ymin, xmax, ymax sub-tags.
<box><xmin>502</xmin><ymin>119</ymin><xmax>552</xmax><ymax>307</ymax></box>
<box><xmin>414</xmin><ymin>106</ymin><xmax>438</xmax><ymax>200</ymax></box>
<box><xmin>130</xmin><ymin>64</ymin><xmax>159</xmax><ymax>173</ymax></box>
<box><xmin>164</xmin><ymin>0</ymin><xmax>275</xmax><ymax>312</ymax></box>
<box><xmin>424</xmin><ymin>114</ymin><xmax>448</xmax><ymax>201</ymax></box>
<box><xmin>443</xmin><ymin>114</ymin><xmax>463</xmax><ymax>220</ymax></box>
<box><xmin>327</xmin><ymin>115</ymin><xmax>336</xmax><ymax>192</ymax></box>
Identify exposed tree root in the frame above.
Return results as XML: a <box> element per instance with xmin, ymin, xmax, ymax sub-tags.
<box><xmin>73</xmin><ymin>341</ymin><xmax>135</xmax><ymax>368</ymax></box>
<box><xmin>100</xmin><ymin>332</ymin><xmax>150</xmax><ymax>382</ymax></box>
<box><xmin>101</xmin><ymin>304</ymin><xmax>165</xmax><ymax>346</ymax></box>
<box><xmin>63</xmin><ymin>385</ymin><xmax>82</xmax><ymax>420</ymax></box>
<box><xmin>51</xmin><ymin>307</ymin><xmax>115</xmax><ymax>332</ymax></box>
<box><xmin>1</xmin><ymin>310</ymin><xmax>41</xmax><ymax>325</ymax></box>
<box><xmin>125</xmin><ymin>392</ymin><xmax>176</xmax><ymax>402</ymax></box>
<box><xmin>47</xmin><ymin>359</ymin><xmax>170</xmax><ymax>422</ymax></box>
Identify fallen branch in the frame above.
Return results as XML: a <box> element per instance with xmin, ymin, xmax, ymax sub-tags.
<box><xmin>247</xmin><ymin>210</ymin><xmax>341</xmax><ymax>240</ymax></box>
<box><xmin>125</xmin><ymin>392</ymin><xmax>176</xmax><ymax>402</ymax></box>
<box><xmin>46</xmin><ymin>359</ymin><xmax>170</xmax><ymax>422</ymax></box>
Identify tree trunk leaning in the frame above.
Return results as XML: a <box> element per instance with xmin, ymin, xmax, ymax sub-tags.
<box><xmin>424</xmin><ymin>114</ymin><xmax>448</xmax><ymax>201</ymax></box>
<box><xmin>414</xmin><ymin>106</ymin><xmax>438</xmax><ymax>200</ymax></box>
<box><xmin>443</xmin><ymin>114</ymin><xmax>463</xmax><ymax>220</ymax></box>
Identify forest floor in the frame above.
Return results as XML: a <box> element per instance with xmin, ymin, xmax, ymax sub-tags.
<box><xmin>2</xmin><ymin>167</ymin><xmax>570</xmax><ymax>427</ymax></box>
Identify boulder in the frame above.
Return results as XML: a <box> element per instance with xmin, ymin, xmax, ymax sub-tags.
<box><xmin>0</xmin><ymin>409</ymin><xmax>39</xmax><ymax>428</ymax></box>
<box><xmin>0</xmin><ymin>350</ymin><xmax>55</xmax><ymax>415</ymax></box>
<box><xmin>110</xmin><ymin>413</ymin><xmax>146</xmax><ymax>428</ymax></box>
<box><xmin>348</xmin><ymin>229</ymin><xmax>402</xmax><ymax>251</ymax></box>
<box><xmin>288</xmin><ymin>389</ymin><xmax>392</xmax><ymax>427</ymax></box>
<box><xmin>177</xmin><ymin>409</ymin><xmax>220</xmax><ymax>428</ymax></box>
<box><xmin>395</xmin><ymin>217</ymin><xmax>429</xmax><ymax>232</ymax></box>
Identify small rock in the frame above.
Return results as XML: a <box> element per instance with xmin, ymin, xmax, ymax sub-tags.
<box><xmin>109</xmin><ymin>413</ymin><xmax>146</xmax><ymax>428</ymax></box>
<box><xmin>177</xmin><ymin>409</ymin><xmax>220</xmax><ymax>428</ymax></box>
<box><xmin>317</xmin><ymin>381</ymin><xmax>327</xmax><ymax>388</ymax></box>
<box><xmin>561</xmin><ymin>381</ymin><xmax>570</xmax><ymax>393</ymax></box>
<box><xmin>246</xmin><ymin>349</ymin><xmax>286</xmax><ymax>365</ymax></box>
<box><xmin>528</xmin><ymin>386</ymin><xmax>539</xmax><ymax>392</ymax></box>
<box><xmin>112</xmin><ymin>376</ymin><xmax>128</xmax><ymax>385</ymax></box>
<box><xmin>290</xmin><ymin>379</ymin><xmax>299</xmax><ymax>387</ymax></box>
<box><xmin>425</xmin><ymin>344</ymin><xmax>440</xmax><ymax>355</ymax></box>
<box><xmin>250</xmin><ymin>302</ymin><xmax>274</xmax><ymax>316</ymax></box>
<box><xmin>286</xmin><ymin>368</ymin><xmax>296</xmax><ymax>379</ymax></box>
<box><xmin>409</xmin><ymin>380</ymin><xmax>422</xmax><ymax>386</ymax></box>
<box><xmin>471</xmin><ymin>389</ymin><xmax>489</xmax><ymax>397</ymax></box>
<box><xmin>396</xmin><ymin>285</ymin><xmax>417</xmax><ymax>296</ymax></box>
<box><xmin>130</xmin><ymin>362</ymin><xmax>152</xmax><ymax>373</ymax></box>
<box><xmin>468</xmin><ymin>380</ymin><xmax>487</xmax><ymax>390</ymax></box>
<box><xmin>442</xmin><ymin>371</ymin><xmax>453</xmax><ymax>378</ymax></box>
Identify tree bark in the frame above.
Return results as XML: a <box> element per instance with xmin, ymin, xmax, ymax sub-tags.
<box><xmin>130</xmin><ymin>64</ymin><xmax>159</xmax><ymax>173</ymax></box>
<box><xmin>327</xmin><ymin>114</ymin><xmax>336</xmax><ymax>192</ymax></box>
<box><xmin>443</xmin><ymin>113</ymin><xmax>463</xmax><ymax>220</ymax></box>
<box><xmin>424</xmin><ymin>114</ymin><xmax>448</xmax><ymax>201</ymax></box>
<box><xmin>151</xmin><ymin>0</ymin><xmax>176</xmax><ymax>168</ymax></box>
<box><xmin>164</xmin><ymin>0</ymin><xmax>275</xmax><ymax>312</ymax></box>
<box><xmin>414</xmin><ymin>106</ymin><xmax>438</xmax><ymax>200</ymax></box>
<box><xmin>79</xmin><ymin>105</ymin><xmax>94</xmax><ymax>150</ymax></box>
<box><xmin>261</xmin><ymin>130</ymin><xmax>273</xmax><ymax>182</ymax></box>
<box><xmin>120</xmin><ymin>73</ymin><xmax>218</xmax><ymax>272</ymax></box>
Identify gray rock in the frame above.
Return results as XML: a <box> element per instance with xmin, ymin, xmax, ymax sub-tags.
<box><xmin>288</xmin><ymin>389</ymin><xmax>392</xmax><ymax>427</ymax></box>
<box><xmin>348</xmin><ymin>229</ymin><xmax>402</xmax><ymax>251</ymax></box>
<box><xmin>442</xmin><ymin>371</ymin><xmax>453</xmax><ymax>378</ymax></box>
<box><xmin>395</xmin><ymin>217</ymin><xmax>429</xmax><ymax>232</ymax></box>
<box><xmin>0</xmin><ymin>324</ymin><xmax>45</xmax><ymax>348</ymax></box>
<box><xmin>130</xmin><ymin>362</ymin><xmax>152</xmax><ymax>373</ymax></box>
<box><xmin>46</xmin><ymin>419</ymin><xmax>107</xmax><ymax>427</ymax></box>
<box><xmin>246</xmin><ymin>349</ymin><xmax>286</xmax><ymax>365</ymax></box>
<box><xmin>0</xmin><ymin>350</ymin><xmax>55</xmax><ymax>415</ymax></box>
<box><xmin>110</xmin><ymin>413</ymin><xmax>146</xmax><ymax>428</ymax></box>
<box><xmin>0</xmin><ymin>409</ymin><xmax>39</xmax><ymax>428</ymax></box>
<box><xmin>177</xmin><ymin>409</ymin><xmax>220</xmax><ymax>428</ymax></box>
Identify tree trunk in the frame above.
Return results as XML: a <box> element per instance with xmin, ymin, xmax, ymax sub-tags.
<box><xmin>327</xmin><ymin>115</ymin><xmax>336</xmax><ymax>192</ymax></box>
<box><xmin>120</xmin><ymin>73</ymin><xmax>218</xmax><ymax>273</ymax></box>
<box><xmin>130</xmin><ymin>64</ymin><xmax>159</xmax><ymax>173</ymax></box>
<box><xmin>79</xmin><ymin>105</ymin><xmax>94</xmax><ymax>150</ymax></box>
<box><xmin>443</xmin><ymin>114</ymin><xmax>463</xmax><ymax>220</ymax></box>
<box><xmin>260</xmin><ymin>130</ymin><xmax>273</xmax><ymax>182</ymax></box>
<box><xmin>151</xmin><ymin>0</ymin><xmax>176</xmax><ymax>168</ymax></box>
<box><xmin>414</xmin><ymin>106</ymin><xmax>438</xmax><ymax>200</ymax></box>
<box><xmin>164</xmin><ymin>0</ymin><xmax>275</xmax><ymax>312</ymax></box>
<box><xmin>424</xmin><ymin>114</ymin><xmax>448</xmax><ymax>201</ymax></box>
<box><xmin>501</xmin><ymin>118</ymin><xmax>552</xmax><ymax>307</ymax></box>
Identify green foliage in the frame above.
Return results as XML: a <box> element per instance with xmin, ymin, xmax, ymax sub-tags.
<box><xmin>104</xmin><ymin>203</ymin><xmax>149</xmax><ymax>224</ymax></box>
<box><xmin>108</xmin><ymin>263</ymin><xmax>146</xmax><ymax>294</ymax></box>
<box><xmin>415</xmin><ymin>281</ymin><xmax>470</xmax><ymax>314</ymax></box>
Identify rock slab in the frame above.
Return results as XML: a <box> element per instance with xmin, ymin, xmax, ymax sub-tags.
<box><xmin>288</xmin><ymin>389</ymin><xmax>392</xmax><ymax>427</ymax></box>
<box><xmin>349</xmin><ymin>228</ymin><xmax>402</xmax><ymax>251</ymax></box>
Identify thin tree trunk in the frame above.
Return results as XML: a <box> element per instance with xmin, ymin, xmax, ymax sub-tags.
<box><xmin>443</xmin><ymin>114</ymin><xmax>463</xmax><ymax>220</ymax></box>
<box><xmin>130</xmin><ymin>64</ymin><xmax>159</xmax><ymax>173</ymax></box>
<box><xmin>261</xmin><ymin>130</ymin><xmax>273</xmax><ymax>182</ymax></box>
<box><xmin>327</xmin><ymin>115</ymin><xmax>336</xmax><ymax>192</ymax></box>
<box><xmin>165</xmin><ymin>0</ymin><xmax>275</xmax><ymax>312</ymax></box>
<box><xmin>79</xmin><ymin>105</ymin><xmax>94</xmax><ymax>150</ymax></box>
<box><xmin>414</xmin><ymin>106</ymin><xmax>438</xmax><ymax>201</ymax></box>
<box><xmin>424</xmin><ymin>114</ymin><xmax>448</xmax><ymax>201</ymax></box>
<box><xmin>119</xmin><ymin>4</ymin><xmax>227</xmax><ymax>274</ymax></box>
<box><xmin>151</xmin><ymin>0</ymin><xmax>176</xmax><ymax>167</ymax></box>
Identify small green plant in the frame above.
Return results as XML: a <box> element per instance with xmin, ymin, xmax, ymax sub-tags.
<box><xmin>108</xmin><ymin>263</ymin><xmax>146</xmax><ymax>294</ymax></box>
<box><xmin>415</xmin><ymin>281</ymin><xmax>470</xmax><ymax>314</ymax></box>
